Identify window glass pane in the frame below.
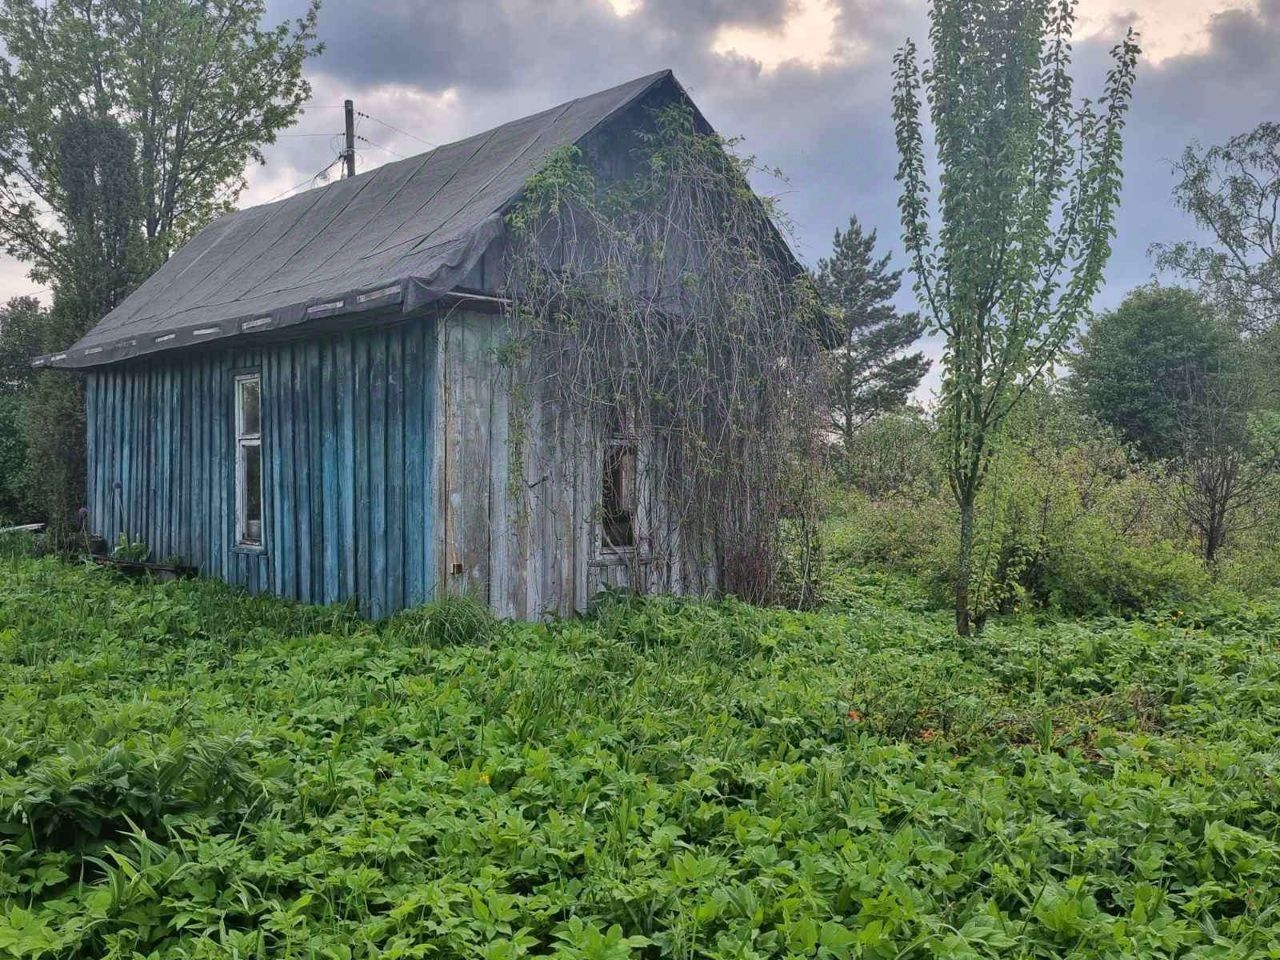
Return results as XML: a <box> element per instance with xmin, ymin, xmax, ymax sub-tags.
<box><xmin>243</xmin><ymin>442</ymin><xmax>262</xmax><ymax>544</ymax></box>
<box><xmin>237</xmin><ymin>376</ymin><xmax>260</xmax><ymax>437</ymax></box>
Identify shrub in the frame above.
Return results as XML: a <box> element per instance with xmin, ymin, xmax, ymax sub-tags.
<box><xmin>3</xmin><ymin>733</ymin><xmax>264</xmax><ymax>853</ymax></box>
<box><xmin>826</xmin><ymin>390</ymin><xmax>1214</xmax><ymax>617</ymax></box>
<box><xmin>829</xmin><ymin>407</ymin><xmax>941</xmax><ymax>497</ymax></box>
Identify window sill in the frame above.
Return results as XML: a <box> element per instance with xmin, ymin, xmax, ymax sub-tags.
<box><xmin>589</xmin><ymin>550</ymin><xmax>650</xmax><ymax>568</ymax></box>
<box><xmin>232</xmin><ymin>543</ymin><xmax>267</xmax><ymax>556</ymax></box>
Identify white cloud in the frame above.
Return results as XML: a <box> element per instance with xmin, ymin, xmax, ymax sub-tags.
<box><xmin>712</xmin><ymin>0</ymin><xmax>842</xmax><ymax>69</ymax></box>
<box><xmin>1077</xmin><ymin>0</ymin><xmax>1260</xmax><ymax>63</ymax></box>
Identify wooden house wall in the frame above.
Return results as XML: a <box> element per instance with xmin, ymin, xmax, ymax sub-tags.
<box><xmin>84</xmin><ymin>319</ymin><xmax>437</xmax><ymax>617</ymax></box>
<box><xmin>436</xmin><ymin>311</ymin><xmax>716</xmax><ymax>619</ymax></box>
<box><xmin>83</xmin><ymin>308</ymin><xmax>713</xmax><ymax>620</ymax></box>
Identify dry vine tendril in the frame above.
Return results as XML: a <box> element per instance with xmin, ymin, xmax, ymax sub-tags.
<box><xmin>500</xmin><ymin>104</ymin><xmax>828</xmax><ymax>604</ymax></box>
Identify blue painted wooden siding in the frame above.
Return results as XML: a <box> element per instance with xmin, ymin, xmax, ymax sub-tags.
<box><xmin>85</xmin><ymin>319</ymin><xmax>437</xmax><ymax>617</ymax></box>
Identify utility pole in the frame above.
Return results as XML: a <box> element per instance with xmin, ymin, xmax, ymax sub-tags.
<box><xmin>343</xmin><ymin>99</ymin><xmax>356</xmax><ymax>178</ymax></box>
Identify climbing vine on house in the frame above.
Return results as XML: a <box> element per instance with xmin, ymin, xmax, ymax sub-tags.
<box><xmin>501</xmin><ymin>106</ymin><xmax>827</xmax><ymax>604</ymax></box>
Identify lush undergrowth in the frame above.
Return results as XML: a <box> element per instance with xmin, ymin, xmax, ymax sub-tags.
<box><xmin>2</xmin><ymin>559</ymin><xmax>1280</xmax><ymax>958</ymax></box>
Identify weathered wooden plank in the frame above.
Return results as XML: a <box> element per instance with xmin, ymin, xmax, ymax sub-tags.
<box><xmin>386</xmin><ymin>326</ymin><xmax>405</xmax><ymax>614</ymax></box>
<box><xmin>210</xmin><ymin>355</ymin><xmax>225</xmax><ymax>579</ymax></box>
<box><xmin>197</xmin><ymin>358</ymin><xmax>210</xmax><ymax>572</ymax></box>
<box><xmin>111</xmin><ymin>369</ymin><xmax>121</xmax><ymax>538</ymax></box>
<box><xmin>171</xmin><ymin>365</ymin><xmax>183</xmax><ymax>561</ymax></box>
<box><xmin>84</xmin><ymin>376</ymin><xmax>97</xmax><ymax>534</ymax></box>
<box><xmin>297</xmin><ymin>343</ymin><xmax>316</xmax><ymax>603</ymax></box>
<box><xmin>266</xmin><ymin>348</ymin><xmax>283</xmax><ymax>593</ymax></box>
<box><xmin>487</xmin><ymin>345</ymin><xmax>511</xmax><ymax>617</ymax></box>
<box><xmin>101</xmin><ymin>370</ymin><xmax>111</xmax><ymax>537</ymax></box>
<box><xmin>462</xmin><ymin>318</ymin><xmax>494</xmax><ymax>605</ymax></box>
<box><xmin>140</xmin><ymin>367</ymin><xmax>153</xmax><ymax>560</ymax></box>
<box><xmin>278</xmin><ymin>346</ymin><xmax>297</xmax><ymax>598</ymax></box>
<box><xmin>262</xmin><ymin>350</ymin><xmax>280</xmax><ymax>593</ymax></box>
<box><xmin>403</xmin><ymin>320</ymin><xmax>426</xmax><ymax>606</ymax></box>
<box><xmin>422</xmin><ymin>318</ymin><xmax>438</xmax><ymax>602</ymax></box>
<box><xmin>435</xmin><ymin>318</ymin><xmax>452</xmax><ymax>599</ymax></box>
<box><xmin>320</xmin><ymin>338</ymin><xmax>340</xmax><ymax>604</ymax></box>
<box><xmin>369</xmin><ymin>331</ymin><xmax>388</xmax><ymax>617</ymax></box>
<box><xmin>89</xmin><ymin>373</ymin><xmax>101</xmax><ymax>535</ymax></box>
<box><xmin>338</xmin><ymin>333</ymin><xmax>356</xmax><ymax>602</ymax></box>
<box><xmin>307</xmin><ymin>339</ymin><xmax>325</xmax><ymax>602</ymax></box>
<box><xmin>353</xmin><ymin>332</ymin><xmax>371</xmax><ymax>612</ymax></box>
<box><xmin>120</xmin><ymin>367</ymin><xmax>134</xmax><ymax>542</ymax></box>
<box><xmin>106</xmin><ymin>370</ymin><xmax>116</xmax><ymax>536</ymax></box>
<box><xmin>156</xmin><ymin>367</ymin><xmax>169</xmax><ymax>561</ymax></box>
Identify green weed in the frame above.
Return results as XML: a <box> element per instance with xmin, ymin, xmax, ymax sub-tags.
<box><xmin>1</xmin><ymin>556</ymin><xmax>1279</xmax><ymax>957</ymax></box>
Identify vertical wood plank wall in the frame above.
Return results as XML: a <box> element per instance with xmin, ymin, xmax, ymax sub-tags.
<box><xmin>436</xmin><ymin>312</ymin><xmax>716</xmax><ymax>619</ymax></box>
<box><xmin>84</xmin><ymin>319</ymin><xmax>436</xmax><ymax>618</ymax></box>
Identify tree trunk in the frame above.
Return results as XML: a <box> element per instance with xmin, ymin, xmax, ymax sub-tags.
<box><xmin>955</xmin><ymin>495</ymin><xmax>975</xmax><ymax>637</ymax></box>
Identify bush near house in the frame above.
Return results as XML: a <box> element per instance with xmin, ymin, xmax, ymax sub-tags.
<box><xmin>2</xmin><ymin>556</ymin><xmax>1280</xmax><ymax>958</ymax></box>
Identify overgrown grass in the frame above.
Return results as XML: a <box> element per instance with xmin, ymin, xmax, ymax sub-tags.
<box><xmin>2</xmin><ymin>557</ymin><xmax>1280</xmax><ymax>958</ymax></box>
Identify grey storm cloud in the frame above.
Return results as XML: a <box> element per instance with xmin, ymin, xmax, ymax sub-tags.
<box><xmin>3</xmin><ymin>0</ymin><xmax>1277</xmax><ymax>317</ymax></box>
<box><xmin>1092</xmin><ymin>0</ymin><xmax>1280</xmax><ymax>303</ymax></box>
<box><xmin>267</xmin><ymin>0</ymin><xmax>792</xmax><ymax>95</ymax></box>
<box><xmin>263</xmin><ymin>0</ymin><xmax>1276</xmax><ymax>302</ymax></box>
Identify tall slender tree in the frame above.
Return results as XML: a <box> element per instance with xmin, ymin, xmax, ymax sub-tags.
<box><xmin>815</xmin><ymin>215</ymin><xmax>929</xmax><ymax>451</ymax></box>
<box><xmin>18</xmin><ymin>115</ymin><xmax>149</xmax><ymax>536</ymax></box>
<box><xmin>892</xmin><ymin>0</ymin><xmax>1139</xmax><ymax>635</ymax></box>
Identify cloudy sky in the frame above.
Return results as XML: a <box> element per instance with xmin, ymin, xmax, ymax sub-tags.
<box><xmin>3</xmin><ymin>0</ymin><xmax>1277</xmax><ymax>390</ymax></box>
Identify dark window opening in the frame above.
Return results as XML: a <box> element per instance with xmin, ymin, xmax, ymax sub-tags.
<box><xmin>602</xmin><ymin>440</ymin><xmax>637</xmax><ymax>551</ymax></box>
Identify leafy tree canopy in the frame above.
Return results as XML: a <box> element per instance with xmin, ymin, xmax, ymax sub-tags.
<box><xmin>892</xmin><ymin>0</ymin><xmax>1139</xmax><ymax>635</ymax></box>
<box><xmin>1071</xmin><ymin>286</ymin><xmax>1237</xmax><ymax>460</ymax></box>
<box><xmin>0</xmin><ymin>0</ymin><xmax>322</xmax><ymax>284</ymax></box>
<box><xmin>1153</xmin><ymin>122</ymin><xmax>1280</xmax><ymax>333</ymax></box>
<box><xmin>0</xmin><ymin>295</ymin><xmax>45</xmax><ymax>395</ymax></box>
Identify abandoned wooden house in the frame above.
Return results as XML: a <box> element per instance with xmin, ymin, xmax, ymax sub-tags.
<box><xmin>38</xmin><ymin>70</ymin><xmax>805</xmax><ymax>618</ymax></box>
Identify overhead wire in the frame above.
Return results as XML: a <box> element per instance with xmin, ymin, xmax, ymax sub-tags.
<box><xmin>356</xmin><ymin>134</ymin><xmax>408</xmax><ymax>160</ymax></box>
<box><xmin>357</xmin><ymin>111</ymin><xmax>436</xmax><ymax>150</ymax></box>
<box><xmin>263</xmin><ymin>153</ymin><xmax>345</xmax><ymax>203</ymax></box>
<box><xmin>217</xmin><ymin>106</ymin><xmax>429</xmax><ymax>208</ymax></box>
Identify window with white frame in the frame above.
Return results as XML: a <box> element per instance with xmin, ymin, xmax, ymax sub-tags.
<box><xmin>235</xmin><ymin>373</ymin><xmax>263</xmax><ymax>546</ymax></box>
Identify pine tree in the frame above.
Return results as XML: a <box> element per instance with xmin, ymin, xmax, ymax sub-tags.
<box><xmin>815</xmin><ymin>216</ymin><xmax>930</xmax><ymax>450</ymax></box>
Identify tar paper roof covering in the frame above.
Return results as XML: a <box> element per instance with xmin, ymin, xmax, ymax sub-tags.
<box><xmin>40</xmin><ymin>70</ymin><xmax>677</xmax><ymax>369</ymax></box>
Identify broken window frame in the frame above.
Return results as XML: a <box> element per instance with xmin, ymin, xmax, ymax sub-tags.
<box><xmin>600</xmin><ymin>429</ymin><xmax>639</xmax><ymax>556</ymax></box>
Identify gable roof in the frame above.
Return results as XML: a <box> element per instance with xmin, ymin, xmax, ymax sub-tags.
<box><xmin>41</xmin><ymin>70</ymin><xmax>697</xmax><ymax>369</ymax></box>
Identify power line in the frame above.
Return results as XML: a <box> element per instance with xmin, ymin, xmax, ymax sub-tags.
<box><xmin>216</xmin><ymin>103</ymin><xmax>424</xmax><ymax>207</ymax></box>
<box><xmin>356</xmin><ymin>134</ymin><xmax>408</xmax><ymax>160</ymax></box>
<box><xmin>264</xmin><ymin>154</ymin><xmax>344</xmax><ymax>203</ymax></box>
<box><xmin>357</xmin><ymin>111</ymin><xmax>436</xmax><ymax>150</ymax></box>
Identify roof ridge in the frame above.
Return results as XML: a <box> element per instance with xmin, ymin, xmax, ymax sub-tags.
<box><xmin>37</xmin><ymin>69</ymin><xmax>704</xmax><ymax>369</ymax></box>
<box><xmin>250</xmin><ymin>70</ymin><xmax>677</xmax><ymax>214</ymax></box>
